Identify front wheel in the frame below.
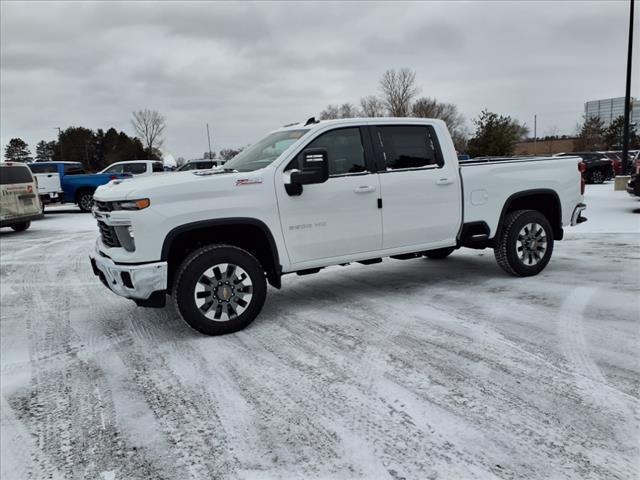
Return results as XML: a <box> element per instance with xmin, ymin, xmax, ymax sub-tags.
<box><xmin>173</xmin><ymin>245</ymin><xmax>267</xmax><ymax>335</ymax></box>
<box><xmin>77</xmin><ymin>191</ymin><xmax>94</xmax><ymax>212</ymax></box>
<box><xmin>494</xmin><ymin>209</ymin><xmax>554</xmax><ymax>277</ymax></box>
<box><xmin>10</xmin><ymin>221</ymin><xmax>31</xmax><ymax>232</ymax></box>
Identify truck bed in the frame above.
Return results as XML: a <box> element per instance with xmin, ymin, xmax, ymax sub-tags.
<box><xmin>459</xmin><ymin>155</ymin><xmax>583</xmax><ymax>238</ymax></box>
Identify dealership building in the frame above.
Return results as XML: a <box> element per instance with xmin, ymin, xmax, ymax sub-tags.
<box><xmin>585</xmin><ymin>96</ymin><xmax>639</xmax><ymax>128</ymax></box>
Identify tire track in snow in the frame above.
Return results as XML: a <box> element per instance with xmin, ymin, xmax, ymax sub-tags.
<box><xmin>558</xmin><ymin>287</ymin><xmax>639</xmax><ymax>456</ymax></box>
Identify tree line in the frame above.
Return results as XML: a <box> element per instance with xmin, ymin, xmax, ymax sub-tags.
<box><xmin>317</xmin><ymin>68</ymin><xmax>530</xmax><ymax>157</ymax></box>
<box><xmin>574</xmin><ymin>115</ymin><xmax>639</xmax><ymax>151</ymax></box>
<box><xmin>3</xmin><ymin>109</ymin><xmax>167</xmax><ymax>171</ymax></box>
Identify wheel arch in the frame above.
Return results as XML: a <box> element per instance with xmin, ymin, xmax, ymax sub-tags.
<box><xmin>161</xmin><ymin>218</ymin><xmax>282</xmax><ymax>290</ymax></box>
<box><xmin>496</xmin><ymin>189</ymin><xmax>563</xmax><ymax>241</ymax></box>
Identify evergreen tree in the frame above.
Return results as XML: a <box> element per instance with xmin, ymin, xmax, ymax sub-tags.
<box><xmin>35</xmin><ymin>140</ymin><xmax>57</xmax><ymax>162</ymax></box>
<box><xmin>4</xmin><ymin>138</ymin><xmax>32</xmax><ymax>162</ymax></box>
<box><xmin>574</xmin><ymin>116</ymin><xmax>605</xmax><ymax>151</ymax></box>
<box><xmin>467</xmin><ymin>110</ymin><xmax>528</xmax><ymax>157</ymax></box>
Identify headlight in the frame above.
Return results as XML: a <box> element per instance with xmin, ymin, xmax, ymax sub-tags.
<box><xmin>113</xmin><ymin>198</ymin><xmax>150</xmax><ymax>210</ymax></box>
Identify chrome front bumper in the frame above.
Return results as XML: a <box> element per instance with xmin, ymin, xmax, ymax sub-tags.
<box><xmin>571</xmin><ymin>203</ymin><xmax>588</xmax><ymax>226</ymax></box>
<box><xmin>89</xmin><ymin>243</ymin><xmax>167</xmax><ymax>300</ymax></box>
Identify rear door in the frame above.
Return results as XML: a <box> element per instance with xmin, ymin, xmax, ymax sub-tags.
<box><xmin>371</xmin><ymin>124</ymin><xmax>461</xmax><ymax>250</ymax></box>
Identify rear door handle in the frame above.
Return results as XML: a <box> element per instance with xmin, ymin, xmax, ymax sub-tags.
<box><xmin>354</xmin><ymin>185</ymin><xmax>376</xmax><ymax>193</ymax></box>
<box><xmin>436</xmin><ymin>178</ymin><xmax>454</xmax><ymax>185</ymax></box>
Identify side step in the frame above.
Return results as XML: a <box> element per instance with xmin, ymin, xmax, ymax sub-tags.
<box><xmin>357</xmin><ymin>258</ymin><xmax>382</xmax><ymax>265</ymax></box>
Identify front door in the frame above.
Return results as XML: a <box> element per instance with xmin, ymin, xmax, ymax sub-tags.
<box><xmin>275</xmin><ymin>126</ymin><xmax>382</xmax><ymax>266</ymax></box>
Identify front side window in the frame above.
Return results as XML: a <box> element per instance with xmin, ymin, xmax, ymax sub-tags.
<box><xmin>287</xmin><ymin>127</ymin><xmax>367</xmax><ymax>176</ymax></box>
<box><xmin>377</xmin><ymin>125</ymin><xmax>440</xmax><ymax>170</ymax></box>
<box><xmin>103</xmin><ymin>164</ymin><xmax>123</xmax><ymax>174</ymax></box>
<box><xmin>152</xmin><ymin>162</ymin><xmax>164</xmax><ymax>172</ymax></box>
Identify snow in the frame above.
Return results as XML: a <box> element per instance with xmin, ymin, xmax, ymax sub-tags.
<box><xmin>1</xmin><ymin>183</ymin><xmax>638</xmax><ymax>479</ymax></box>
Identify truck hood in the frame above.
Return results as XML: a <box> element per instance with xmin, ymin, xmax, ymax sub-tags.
<box><xmin>93</xmin><ymin>169</ymin><xmax>267</xmax><ymax>203</ymax></box>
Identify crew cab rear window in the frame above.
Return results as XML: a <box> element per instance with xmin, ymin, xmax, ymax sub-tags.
<box><xmin>123</xmin><ymin>163</ymin><xmax>147</xmax><ymax>174</ymax></box>
<box><xmin>377</xmin><ymin>125</ymin><xmax>441</xmax><ymax>170</ymax></box>
<box><xmin>28</xmin><ymin>163</ymin><xmax>58</xmax><ymax>173</ymax></box>
<box><xmin>64</xmin><ymin>165</ymin><xmax>85</xmax><ymax>175</ymax></box>
<box><xmin>0</xmin><ymin>165</ymin><xmax>34</xmax><ymax>184</ymax></box>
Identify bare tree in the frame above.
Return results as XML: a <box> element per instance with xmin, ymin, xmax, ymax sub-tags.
<box><xmin>379</xmin><ymin>68</ymin><xmax>419</xmax><ymax>117</ymax></box>
<box><xmin>319</xmin><ymin>103</ymin><xmax>360</xmax><ymax>119</ymax></box>
<box><xmin>412</xmin><ymin>97</ymin><xmax>468</xmax><ymax>151</ymax></box>
<box><xmin>338</xmin><ymin>102</ymin><xmax>360</xmax><ymax>118</ymax></box>
<box><xmin>319</xmin><ymin>104</ymin><xmax>340</xmax><ymax>120</ymax></box>
<box><xmin>359</xmin><ymin>95</ymin><xmax>385</xmax><ymax>117</ymax></box>
<box><xmin>131</xmin><ymin>109</ymin><xmax>166</xmax><ymax>157</ymax></box>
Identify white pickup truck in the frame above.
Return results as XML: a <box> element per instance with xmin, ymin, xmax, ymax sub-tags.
<box><xmin>90</xmin><ymin>118</ymin><xmax>587</xmax><ymax>335</ymax></box>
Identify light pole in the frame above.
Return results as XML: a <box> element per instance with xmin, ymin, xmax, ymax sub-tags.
<box><xmin>55</xmin><ymin>127</ymin><xmax>63</xmax><ymax>161</ymax></box>
<box><xmin>621</xmin><ymin>0</ymin><xmax>634</xmax><ymax>175</ymax></box>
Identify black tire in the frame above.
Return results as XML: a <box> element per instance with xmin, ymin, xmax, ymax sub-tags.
<box><xmin>494</xmin><ymin>209</ymin><xmax>554</xmax><ymax>277</ymax></box>
<box><xmin>77</xmin><ymin>191</ymin><xmax>94</xmax><ymax>212</ymax></box>
<box><xmin>173</xmin><ymin>244</ymin><xmax>267</xmax><ymax>335</ymax></box>
<box><xmin>10</xmin><ymin>221</ymin><xmax>30</xmax><ymax>232</ymax></box>
<box><xmin>589</xmin><ymin>170</ymin><xmax>605</xmax><ymax>184</ymax></box>
<box><xmin>424</xmin><ymin>247</ymin><xmax>455</xmax><ymax>260</ymax></box>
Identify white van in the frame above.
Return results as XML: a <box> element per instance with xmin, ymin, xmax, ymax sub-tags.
<box><xmin>0</xmin><ymin>162</ymin><xmax>43</xmax><ymax>231</ymax></box>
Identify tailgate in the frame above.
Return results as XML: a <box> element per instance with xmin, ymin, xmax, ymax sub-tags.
<box><xmin>34</xmin><ymin>172</ymin><xmax>62</xmax><ymax>194</ymax></box>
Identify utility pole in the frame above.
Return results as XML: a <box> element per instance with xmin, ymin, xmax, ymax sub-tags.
<box><xmin>55</xmin><ymin>127</ymin><xmax>63</xmax><ymax>161</ymax></box>
<box><xmin>206</xmin><ymin>123</ymin><xmax>213</xmax><ymax>160</ymax></box>
<box><xmin>533</xmin><ymin>115</ymin><xmax>537</xmax><ymax>155</ymax></box>
<box><xmin>622</xmin><ymin>0</ymin><xmax>635</xmax><ymax>175</ymax></box>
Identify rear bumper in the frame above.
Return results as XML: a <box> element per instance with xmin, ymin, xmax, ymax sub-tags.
<box><xmin>0</xmin><ymin>212</ymin><xmax>44</xmax><ymax>227</ymax></box>
<box><xmin>89</xmin><ymin>242</ymin><xmax>167</xmax><ymax>301</ymax></box>
<box><xmin>570</xmin><ymin>203</ymin><xmax>587</xmax><ymax>226</ymax></box>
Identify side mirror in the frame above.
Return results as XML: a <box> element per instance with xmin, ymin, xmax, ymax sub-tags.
<box><xmin>290</xmin><ymin>148</ymin><xmax>329</xmax><ymax>185</ymax></box>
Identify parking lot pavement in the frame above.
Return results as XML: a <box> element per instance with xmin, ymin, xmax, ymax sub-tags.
<box><xmin>1</xmin><ymin>184</ymin><xmax>638</xmax><ymax>480</ymax></box>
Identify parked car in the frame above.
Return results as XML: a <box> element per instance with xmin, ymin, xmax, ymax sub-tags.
<box><xmin>555</xmin><ymin>152</ymin><xmax>613</xmax><ymax>184</ymax></box>
<box><xmin>176</xmin><ymin>159</ymin><xmax>221</xmax><ymax>171</ymax></box>
<box><xmin>0</xmin><ymin>162</ymin><xmax>43</xmax><ymax>231</ymax></box>
<box><xmin>626</xmin><ymin>175</ymin><xmax>639</xmax><ymax>197</ymax></box>
<box><xmin>27</xmin><ymin>162</ymin><xmax>64</xmax><ymax>207</ymax></box>
<box><xmin>29</xmin><ymin>161</ymin><xmax>131</xmax><ymax>212</ymax></box>
<box><xmin>100</xmin><ymin>160</ymin><xmax>165</xmax><ymax>177</ymax></box>
<box><xmin>90</xmin><ymin>117</ymin><xmax>587</xmax><ymax>336</ymax></box>
<box><xmin>601</xmin><ymin>151</ymin><xmax>622</xmax><ymax>176</ymax></box>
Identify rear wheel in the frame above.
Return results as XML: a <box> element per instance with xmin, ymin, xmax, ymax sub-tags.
<box><xmin>173</xmin><ymin>245</ymin><xmax>267</xmax><ymax>335</ymax></box>
<box><xmin>424</xmin><ymin>247</ymin><xmax>455</xmax><ymax>260</ymax></box>
<box><xmin>77</xmin><ymin>191</ymin><xmax>94</xmax><ymax>212</ymax></box>
<box><xmin>10</xmin><ymin>221</ymin><xmax>30</xmax><ymax>232</ymax></box>
<box><xmin>494</xmin><ymin>209</ymin><xmax>554</xmax><ymax>277</ymax></box>
<box><xmin>589</xmin><ymin>170</ymin><xmax>605</xmax><ymax>184</ymax></box>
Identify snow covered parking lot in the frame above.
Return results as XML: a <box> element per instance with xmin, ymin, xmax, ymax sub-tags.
<box><xmin>1</xmin><ymin>184</ymin><xmax>638</xmax><ymax>480</ymax></box>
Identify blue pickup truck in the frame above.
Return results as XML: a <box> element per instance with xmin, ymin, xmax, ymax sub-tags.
<box><xmin>28</xmin><ymin>161</ymin><xmax>131</xmax><ymax>212</ymax></box>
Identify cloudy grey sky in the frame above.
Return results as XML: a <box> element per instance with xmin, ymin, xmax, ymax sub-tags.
<box><xmin>1</xmin><ymin>0</ymin><xmax>637</xmax><ymax>160</ymax></box>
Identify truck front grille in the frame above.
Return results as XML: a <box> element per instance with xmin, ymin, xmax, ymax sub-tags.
<box><xmin>97</xmin><ymin>220</ymin><xmax>121</xmax><ymax>248</ymax></box>
<box><xmin>94</xmin><ymin>200</ymin><xmax>114</xmax><ymax>212</ymax></box>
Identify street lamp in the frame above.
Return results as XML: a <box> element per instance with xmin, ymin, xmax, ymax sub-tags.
<box><xmin>621</xmin><ymin>0</ymin><xmax>635</xmax><ymax>175</ymax></box>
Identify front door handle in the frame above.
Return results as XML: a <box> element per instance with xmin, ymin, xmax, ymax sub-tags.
<box><xmin>354</xmin><ymin>185</ymin><xmax>376</xmax><ymax>194</ymax></box>
<box><xmin>436</xmin><ymin>178</ymin><xmax>454</xmax><ymax>185</ymax></box>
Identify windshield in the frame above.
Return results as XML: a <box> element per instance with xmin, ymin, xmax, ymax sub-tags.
<box><xmin>224</xmin><ymin>129</ymin><xmax>308</xmax><ymax>172</ymax></box>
